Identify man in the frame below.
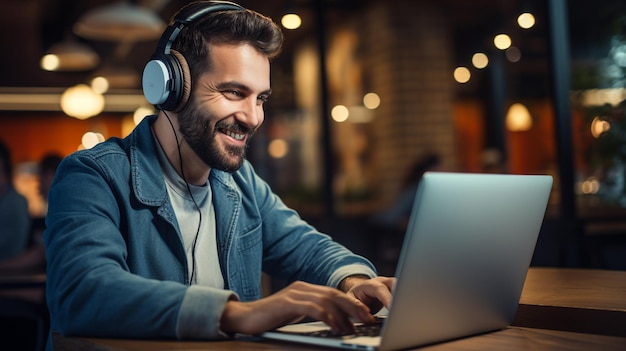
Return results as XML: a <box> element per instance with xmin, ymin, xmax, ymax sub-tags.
<box><xmin>44</xmin><ymin>1</ymin><xmax>394</xmax><ymax>348</ymax></box>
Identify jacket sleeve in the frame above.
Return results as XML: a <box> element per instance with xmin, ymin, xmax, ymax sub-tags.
<box><xmin>44</xmin><ymin>152</ymin><xmax>235</xmax><ymax>340</ymax></box>
<box><xmin>236</xmin><ymin>162</ymin><xmax>378</xmax><ymax>287</ymax></box>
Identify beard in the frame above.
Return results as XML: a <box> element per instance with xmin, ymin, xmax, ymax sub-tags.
<box><xmin>177</xmin><ymin>100</ymin><xmax>256</xmax><ymax>173</ymax></box>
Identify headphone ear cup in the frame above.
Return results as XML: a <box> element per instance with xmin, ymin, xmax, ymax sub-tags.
<box><xmin>142</xmin><ymin>55</ymin><xmax>171</xmax><ymax>107</ymax></box>
<box><xmin>142</xmin><ymin>50</ymin><xmax>191</xmax><ymax>111</ymax></box>
<box><xmin>169</xmin><ymin>50</ymin><xmax>192</xmax><ymax>112</ymax></box>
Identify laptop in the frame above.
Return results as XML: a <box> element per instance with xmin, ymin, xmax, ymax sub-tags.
<box><xmin>261</xmin><ymin>172</ymin><xmax>553</xmax><ymax>350</ymax></box>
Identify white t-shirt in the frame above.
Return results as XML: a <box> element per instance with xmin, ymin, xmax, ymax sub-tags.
<box><xmin>153</xmin><ymin>133</ymin><xmax>224</xmax><ymax>288</ymax></box>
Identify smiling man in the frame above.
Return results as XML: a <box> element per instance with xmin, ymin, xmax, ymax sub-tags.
<box><xmin>43</xmin><ymin>1</ymin><xmax>393</xmax><ymax>349</ymax></box>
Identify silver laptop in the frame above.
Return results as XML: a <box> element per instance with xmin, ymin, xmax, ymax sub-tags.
<box><xmin>261</xmin><ymin>172</ymin><xmax>553</xmax><ymax>350</ymax></box>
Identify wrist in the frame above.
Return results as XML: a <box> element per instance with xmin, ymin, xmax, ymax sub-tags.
<box><xmin>220</xmin><ymin>299</ymin><xmax>247</xmax><ymax>334</ymax></box>
<box><xmin>338</xmin><ymin>274</ymin><xmax>370</xmax><ymax>292</ymax></box>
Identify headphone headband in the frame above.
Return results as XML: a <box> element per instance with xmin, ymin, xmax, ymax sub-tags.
<box><xmin>143</xmin><ymin>1</ymin><xmax>245</xmax><ymax>111</ymax></box>
<box><xmin>174</xmin><ymin>1</ymin><xmax>244</xmax><ymax>25</ymax></box>
<box><xmin>157</xmin><ymin>1</ymin><xmax>244</xmax><ymax>55</ymax></box>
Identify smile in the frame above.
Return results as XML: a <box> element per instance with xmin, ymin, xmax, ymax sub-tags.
<box><xmin>224</xmin><ymin>129</ymin><xmax>245</xmax><ymax>141</ymax></box>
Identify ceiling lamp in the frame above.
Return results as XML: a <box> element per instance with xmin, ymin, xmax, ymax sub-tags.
<box><xmin>61</xmin><ymin>84</ymin><xmax>105</xmax><ymax>120</ymax></box>
<box><xmin>40</xmin><ymin>40</ymin><xmax>100</xmax><ymax>72</ymax></box>
<box><xmin>506</xmin><ymin>103</ymin><xmax>533</xmax><ymax>132</ymax></box>
<box><xmin>73</xmin><ymin>1</ymin><xmax>165</xmax><ymax>42</ymax></box>
<box><xmin>281</xmin><ymin>14</ymin><xmax>302</xmax><ymax>30</ymax></box>
<box><xmin>90</xmin><ymin>65</ymin><xmax>141</xmax><ymax>91</ymax></box>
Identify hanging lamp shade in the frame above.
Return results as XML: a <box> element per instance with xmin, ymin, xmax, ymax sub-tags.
<box><xmin>73</xmin><ymin>1</ymin><xmax>165</xmax><ymax>41</ymax></box>
<box><xmin>40</xmin><ymin>40</ymin><xmax>100</xmax><ymax>71</ymax></box>
<box><xmin>60</xmin><ymin>84</ymin><xmax>105</xmax><ymax>120</ymax></box>
<box><xmin>89</xmin><ymin>64</ymin><xmax>140</xmax><ymax>91</ymax></box>
<box><xmin>505</xmin><ymin>103</ymin><xmax>533</xmax><ymax>132</ymax></box>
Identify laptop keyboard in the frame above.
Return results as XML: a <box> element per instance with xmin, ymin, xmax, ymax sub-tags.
<box><xmin>304</xmin><ymin>317</ymin><xmax>384</xmax><ymax>338</ymax></box>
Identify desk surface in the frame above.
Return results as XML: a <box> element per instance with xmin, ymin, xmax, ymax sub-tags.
<box><xmin>48</xmin><ymin>267</ymin><xmax>626</xmax><ymax>350</ymax></box>
<box><xmin>53</xmin><ymin>327</ymin><xmax>626</xmax><ymax>351</ymax></box>
<box><xmin>0</xmin><ymin>267</ymin><xmax>46</xmax><ymax>303</ymax></box>
<box><xmin>520</xmin><ymin>267</ymin><xmax>626</xmax><ymax>310</ymax></box>
<box><xmin>513</xmin><ymin>267</ymin><xmax>626</xmax><ymax>336</ymax></box>
<box><xmin>0</xmin><ymin>272</ymin><xmax>46</xmax><ymax>290</ymax></box>
<box><xmin>0</xmin><ymin>267</ymin><xmax>46</xmax><ymax>290</ymax></box>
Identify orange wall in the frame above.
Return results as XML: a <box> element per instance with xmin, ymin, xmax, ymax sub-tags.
<box><xmin>507</xmin><ymin>100</ymin><xmax>557</xmax><ymax>175</ymax></box>
<box><xmin>453</xmin><ymin>99</ymin><xmax>558</xmax><ymax>175</ymax></box>
<box><xmin>2</xmin><ymin>99</ymin><xmax>568</xmax><ymax>179</ymax></box>
<box><xmin>0</xmin><ymin>112</ymin><xmax>126</xmax><ymax>164</ymax></box>
<box><xmin>453</xmin><ymin>100</ymin><xmax>485</xmax><ymax>172</ymax></box>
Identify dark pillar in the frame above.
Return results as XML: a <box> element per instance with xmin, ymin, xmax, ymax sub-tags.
<box><xmin>548</xmin><ymin>0</ymin><xmax>580</xmax><ymax>266</ymax></box>
<box><xmin>315</xmin><ymin>0</ymin><xmax>335</xmax><ymax>217</ymax></box>
<box><xmin>485</xmin><ymin>51</ymin><xmax>507</xmax><ymax>169</ymax></box>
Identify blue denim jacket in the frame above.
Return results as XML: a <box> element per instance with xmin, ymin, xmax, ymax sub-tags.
<box><xmin>44</xmin><ymin>115</ymin><xmax>376</xmax><ymax>349</ymax></box>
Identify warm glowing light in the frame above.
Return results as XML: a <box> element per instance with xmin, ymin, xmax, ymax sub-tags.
<box><xmin>517</xmin><ymin>13</ymin><xmax>536</xmax><ymax>29</ymax></box>
<box><xmin>581</xmin><ymin>177</ymin><xmax>600</xmax><ymax>194</ymax></box>
<box><xmin>591</xmin><ymin>116</ymin><xmax>611</xmax><ymax>138</ymax></box>
<box><xmin>494</xmin><ymin>34</ymin><xmax>512</xmax><ymax>50</ymax></box>
<box><xmin>133</xmin><ymin>106</ymin><xmax>154</xmax><ymax>125</ymax></box>
<box><xmin>453</xmin><ymin>67</ymin><xmax>471</xmax><ymax>83</ymax></box>
<box><xmin>506</xmin><ymin>103</ymin><xmax>532</xmax><ymax>131</ymax></box>
<box><xmin>331</xmin><ymin>105</ymin><xmax>349</xmax><ymax>122</ymax></box>
<box><xmin>363</xmin><ymin>93</ymin><xmax>381</xmax><ymax>109</ymax></box>
<box><xmin>268</xmin><ymin>139</ymin><xmax>289</xmax><ymax>158</ymax></box>
<box><xmin>91</xmin><ymin>76</ymin><xmax>109</xmax><ymax>94</ymax></box>
<box><xmin>281</xmin><ymin>14</ymin><xmax>301</xmax><ymax>30</ymax></box>
<box><xmin>39</xmin><ymin>41</ymin><xmax>100</xmax><ymax>71</ymax></box>
<box><xmin>81</xmin><ymin>132</ymin><xmax>105</xmax><ymax>149</ymax></box>
<box><xmin>472</xmin><ymin>53</ymin><xmax>489</xmax><ymax>69</ymax></box>
<box><xmin>505</xmin><ymin>46</ymin><xmax>522</xmax><ymax>62</ymax></box>
<box><xmin>60</xmin><ymin>84</ymin><xmax>105</xmax><ymax>119</ymax></box>
<box><xmin>40</xmin><ymin>54</ymin><xmax>60</xmax><ymax>71</ymax></box>
<box><xmin>582</xmin><ymin>88</ymin><xmax>626</xmax><ymax>106</ymax></box>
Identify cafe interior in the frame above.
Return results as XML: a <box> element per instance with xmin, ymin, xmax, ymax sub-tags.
<box><xmin>0</xmin><ymin>0</ymin><xmax>625</xmax><ymax>349</ymax></box>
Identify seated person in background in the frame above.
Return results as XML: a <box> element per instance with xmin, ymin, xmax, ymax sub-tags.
<box><xmin>372</xmin><ymin>152</ymin><xmax>441</xmax><ymax>231</ymax></box>
<box><xmin>0</xmin><ymin>152</ymin><xmax>63</xmax><ymax>271</ymax></box>
<box><xmin>44</xmin><ymin>1</ymin><xmax>394</xmax><ymax>349</ymax></box>
<box><xmin>0</xmin><ymin>140</ymin><xmax>31</xmax><ymax>263</ymax></box>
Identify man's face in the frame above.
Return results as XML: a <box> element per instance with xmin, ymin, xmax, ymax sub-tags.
<box><xmin>177</xmin><ymin>42</ymin><xmax>272</xmax><ymax>172</ymax></box>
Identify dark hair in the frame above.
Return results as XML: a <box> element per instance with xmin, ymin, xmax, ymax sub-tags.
<box><xmin>0</xmin><ymin>140</ymin><xmax>12</xmax><ymax>179</ymax></box>
<box><xmin>172</xmin><ymin>3</ymin><xmax>283</xmax><ymax>81</ymax></box>
<box><xmin>39</xmin><ymin>153</ymin><xmax>63</xmax><ymax>174</ymax></box>
<box><xmin>402</xmin><ymin>153</ymin><xmax>441</xmax><ymax>187</ymax></box>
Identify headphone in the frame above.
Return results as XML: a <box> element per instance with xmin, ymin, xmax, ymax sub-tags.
<box><xmin>142</xmin><ymin>1</ymin><xmax>244</xmax><ymax>112</ymax></box>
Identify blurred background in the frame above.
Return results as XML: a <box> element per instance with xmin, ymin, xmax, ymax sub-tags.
<box><xmin>1</xmin><ymin>0</ymin><xmax>625</xmax><ymax>275</ymax></box>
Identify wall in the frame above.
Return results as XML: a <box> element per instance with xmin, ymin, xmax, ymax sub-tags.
<box><xmin>0</xmin><ymin>112</ymin><xmax>126</xmax><ymax>164</ymax></box>
<box><xmin>360</xmin><ymin>1</ymin><xmax>456</xmax><ymax>208</ymax></box>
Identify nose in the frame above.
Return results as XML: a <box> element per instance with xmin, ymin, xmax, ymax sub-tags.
<box><xmin>237</xmin><ymin>96</ymin><xmax>264</xmax><ymax>128</ymax></box>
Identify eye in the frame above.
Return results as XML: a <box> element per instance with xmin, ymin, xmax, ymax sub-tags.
<box><xmin>257</xmin><ymin>94</ymin><xmax>270</xmax><ymax>105</ymax></box>
<box><xmin>224</xmin><ymin>90</ymin><xmax>243</xmax><ymax>99</ymax></box>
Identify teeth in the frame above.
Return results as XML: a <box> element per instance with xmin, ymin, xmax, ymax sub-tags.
<box><xmin>226</xmin><ymin>130</ymin><xmax>245</xmax><ymax>140</ymax></box>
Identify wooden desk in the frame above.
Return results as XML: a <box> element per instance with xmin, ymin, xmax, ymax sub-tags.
<box><xmin>50</xmin><ymin>267</ymin><xmax>626</xmax><ymax>350</ymax></box>
<box><xmin>52</xmin><ymin>327</ymin><xmax>626</xmax><ymax>351</ymax></box>
<box><xmin>0</xmin><ymin>270</ymin><xmax>46</xmax><ymax>290</ymax></box>
<box><xmin>513</xmin><ymin>267</ymin><xmax>626</xmax><ymax>336</ymax></box>
<box><xmin>0</xmin><ymin>267</ymin><xmax>46</xmax><ymax>303</ymax></box>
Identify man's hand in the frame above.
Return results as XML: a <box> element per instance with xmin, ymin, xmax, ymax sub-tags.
<box><xmin>220</xmin><ymin>281</ymin><xmax>375</xmax><ymax>335</ymax></box>
<box><xmin>341</xmin><ymin>276</ymin><xmax>395</xmax><ymax>315</ymax></box>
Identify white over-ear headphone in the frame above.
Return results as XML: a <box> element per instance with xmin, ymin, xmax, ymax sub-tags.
<box><xmin>142</xmin><ymin>1</ymin><xmax>244</xmax><ymax>111</ymax></box>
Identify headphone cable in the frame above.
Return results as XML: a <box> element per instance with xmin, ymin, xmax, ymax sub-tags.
<box><xmin>163</xmin><ymin>110</ymin><xmax>202</xmax><ymax>285</ymax></box>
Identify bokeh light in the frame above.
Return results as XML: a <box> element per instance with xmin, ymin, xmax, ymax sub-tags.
<box><xmin>453</xmin><ymin>67</ymin><xmax>471</xmax><ymax>83</ymax></box>
<box><xmin>331</xmin><ymin>105</ymin><xmax>349</xmax><ymax>122</ymax></box>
